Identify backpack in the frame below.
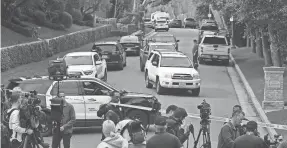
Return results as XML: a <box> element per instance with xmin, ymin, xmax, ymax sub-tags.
<box><xmin>2</xmin><ymin>108</ymin><xmax>19</xmax><ymax>138</ymax></box>
<box><xmin>122</xmin><ymin>119</ymin><xmax>145</xmax><ymax>144</ymax></box>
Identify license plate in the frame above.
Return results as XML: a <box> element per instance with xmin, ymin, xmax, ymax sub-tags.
<box><xmin>179</xmin><ymin>83</ymin><xmax>185</xmax><ymax>87</ymax></box>
<box><xmin>213</xmin><ymin>55</ymin><xmax>218</xmax><ymax>58</ymax></box>
<box><xmin>102</xmin><ymin>55</ymin><xmax>109</xmax><ymax>59</ymax></box>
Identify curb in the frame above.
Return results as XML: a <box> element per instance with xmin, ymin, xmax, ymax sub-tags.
<box><xmin>229</xmin><ymin>53</ymin><xmax>278</xmax><ymax>139</ymax></box>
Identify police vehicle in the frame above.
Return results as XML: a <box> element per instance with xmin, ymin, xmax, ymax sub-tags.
<box><xmin>6</xmin><ymin>76</ymin><xmax>161</xmax><ymax>137</ymax></box>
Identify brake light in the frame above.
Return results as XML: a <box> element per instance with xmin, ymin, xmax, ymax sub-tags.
<box><xmin>228</xmin><ymin>48</ymin><xmax>230</xmax><ymax>54</ymax></box>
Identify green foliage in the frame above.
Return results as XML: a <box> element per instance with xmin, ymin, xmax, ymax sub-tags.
<box><xmin>70</xmin><ymin>9</ymin><xmax>83</xmax><ymax>21</ymax></box>
<box><xmin>60</xmin><ymin>12</ymin><xmax>73</xmax><ymax>28</ymax></box>
<box><xmin>34</xmin><ymin>10</ymin><xmax>47</xmax><ymax>25</ymax></box>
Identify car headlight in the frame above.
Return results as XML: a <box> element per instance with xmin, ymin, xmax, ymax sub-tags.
<box><xmin>162</xmin><ymin>73</ymin><xmax>172</xmax><ymax>78</ymax></box>
<box><xmin>83</xmin><ymin>70</ymin><xmax>93</xmax><ymax>75</ymax></box>
<box><xmin>193</xmin><ymin>73</ymin><xmax>200</xmax><ymax>79</ymax></box>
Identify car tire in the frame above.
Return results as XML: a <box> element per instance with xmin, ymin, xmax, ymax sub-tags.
<box><xmin>191</xmin><ymin>87</ymin><xmax>200</xmax><ymax>96</ymax></box>
<box><xmin>223</xmin><ymin>60</ymin><xmax>229</xmax><ymax>66</ymax></box>
<box><xmin>118</xmin><ymin>62</ymin><xmax>124</xmax><ymax>70</ymax></box>
<box><xmin>124</xmin><ymin>58</ymin><xmax>127</xmax><ymax>67</ymax></box>
<box><xmin>140</xmin><ymin>59</ymin><xmax>144</xmax><ymax>72</ymax></box>
<box><xmin>156</xmin><ymin>78</ymin><xmax>164</xmax><ymax>95</ymax></box>
<box><xmin>40</xmin><ymin>113</ymin><xmax>52</xmax><ymax>137</ymax></box>
<box><xmin>102</xmin><ymin>69</ymin><xmax>107</xmax><ymax>82</ymax></box>
<box><xmin>127</xmin><ymin>109</ymin><xmax>149</xmax><ymax>128</ymax></box>
<box><xmin>199</xmin><ymin>57</ymin><xmax>204</xmax><ymax>64</ymax></box>
<box><xmin>145</xmin><ymin>72</ymin><xmax>153</xmax><ymax>88</ymax></box>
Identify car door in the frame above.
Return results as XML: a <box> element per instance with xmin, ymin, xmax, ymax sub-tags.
<box><xmin>149</xmin><ymin>54</ymin><xmax>160</xmax><ymax>82</ymax></box>
<box><xmin>49</xmin><ymin>80</ymin><xmax>85</xmax><ymax>127</ymax></box>
<box><xmin>79</xmin><ymin>80</ymin><xmax>113</xmax><ymax>127</ymax></box>
<box><xmin>93</xmin><ymin>54</ymin><xmax>103</xmax><ymax>78</ymax></box>
<box><xmin>145</xmin><ymin>52</ymin><xmax>154</xmax><ymax>71</ymax></box>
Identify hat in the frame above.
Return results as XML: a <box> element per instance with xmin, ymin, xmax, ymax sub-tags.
<box><xmin>155</xmin><ymin>116</ymin><xmax>167</xmax><ymax>126</ymax></box>
<box><xmin>173</xmin><ymin>108</ymin><xmax>188</xmax><ymax>118</ymax></box>
<box><xmin>102</xmin><ymin>120</ymin><xmax>116</xmax><ymax>137</ymax></box>
<box><xmin>246</xmin><ymin>121</ymin><xmax>257</xmax><ymax>131</ymax></box>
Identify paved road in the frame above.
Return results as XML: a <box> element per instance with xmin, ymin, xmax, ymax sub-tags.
<box><xmin>2</xmin><ymin>28</ymin><xmax>259</xmax><ymax>148</ymax></box>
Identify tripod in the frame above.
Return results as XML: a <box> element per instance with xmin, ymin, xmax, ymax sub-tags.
<box><xmin>193</xmin><ymin>119</ymin><xmax>211</xmax><ymax>148</ymax></box>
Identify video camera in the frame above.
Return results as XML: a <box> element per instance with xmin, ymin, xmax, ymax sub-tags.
<box><xmin>48</xmin><ymin>59</ymin><xmax>67</xmax><ymax>81</ymax></box>
<box><xmin>197</xmin><ymin>99</ymin><xmax>211</xmax><ymax>121</ymax></box>
<box><xmin>264</xmin><ymin>134</ymin><xmax>283</xmax><ymax>147</ymax></box>
<box><xmin>24</xmin><ymin>90</ymin><xmax>41</xmax><ymax>106</ymax></box>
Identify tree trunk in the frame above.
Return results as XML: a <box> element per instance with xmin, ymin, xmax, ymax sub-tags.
<box><xmin>268</xmin><ymin>23</ymin><xmax>282</xmax><ymax>67</ymax></box>
<box><xmin>246</xmin><ymin>36</ymin><xmax>250</xmax><ymax>47</ymax></box>
<box><xmin>260</xmin><ymin>27</ymin><xmax>273</xmax><ymax>66</ymax></box>
<box><xmin>251</xmin><ymin>36</ymin><xmax>256</xmax><ymax>53</ymax></box>
<box><xmin>113</xmin><ymin>0</ymin><xmax>118</xmax><ymax>18</ymax></box>
<box><xmin>255</xmin><ymin>28</ymin><xmax>263</xmax><ymax>58</ymax></box>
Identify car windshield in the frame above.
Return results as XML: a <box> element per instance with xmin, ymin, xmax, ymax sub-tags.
<box><xmin>203</xmin><ymin>37</ymin><xmax>227</xmax><ymax>45</ymax></box>
<box><xmin>65</xmin><ymin>55</ymin><xmax>93</xmax><ymax>65</ymax></box>
<box><xmin>201</xmin><ymin>26</ymin><xmax>218</xmax><ymax>31</ymax></box>
<box><xmin>186</xmin><ymin>18</ymin><xmax>195</xmax><ymax>21</ymax></box>
<box><xmin>94</xmin><ymin>45</ymin><xmax>117</xmax><ymax>52</ymax></box>
<box><xmin>144</xmin><ymin>19</ymin><xmax>150</xmax><ymax>22</ymax></box>
<box><xmin>152</xmin><ymin>36</ymin><xmax>175</xmax><ymax>42</ymax></box>
<box><xmin>157</xmin><ymin>21</ymin><xmax>166</xmax><ymax>23</ymax></box>
<box><xmin>150</xmin><ymin>45</ymin><xmax>175</xmax><ymax>51</ymax></box>
<box><xmin>160</xmin><ymin>57</ymin><xmax>192</xmax><ymax>68</ymax></box>
<box><xmin>121</xmin><ymin>43</ymin><xmax>140</xmax><ymax>48</ymax></box>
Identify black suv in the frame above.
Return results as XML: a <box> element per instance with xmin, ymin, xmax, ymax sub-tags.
<box><xmin>6</xmin><ymin>76</ymin><xmax>161</xmax><ymax>136</ymax></box>
<box><xmin>92</xmin><ymin>42</ymin><xmax>127</xmax><ymax>70</ymax></box>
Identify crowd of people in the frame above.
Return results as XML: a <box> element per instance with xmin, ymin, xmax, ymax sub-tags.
<box><xmin>1</xmin><ymin>85</ymin><xmax>287</xmax><ymax>148</ymax></box>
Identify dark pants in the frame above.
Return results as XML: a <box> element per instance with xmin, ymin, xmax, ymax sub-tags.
<box><xmin>52</xmin><ymin>131</ymin><xmax>72</xmax><ymax>148</ymax></box>
<box><xmin>193</xmin><ymin>52</ymin><xmax>198</xmax><ymax>64</ymax></box>
<box><xmin>11</xmin><ymin>139</ymin><xmax>22</xmax><ymax>148</ymax></box>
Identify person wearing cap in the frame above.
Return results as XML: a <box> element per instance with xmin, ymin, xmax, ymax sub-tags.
<box><xmin>52</xmin><ymin>93</ymin><xmax>76</xmax><ymax>148</ymax></box>
<box><xmin>217</xmin><ymin>110</ymin><xmax>244</xmax><ymax>148</ymax></box>
<box><xmin>146</xmin><ymin>116</ymin><xmax>183</xmax><ymax>148</ymax></box>
<box><xmin>8</xmin><ymin>92</ymin><xmax>34</xmax><ymax>148</ymax></box>
<box><xmin>97</xmin><ymin>120</ymin><xmax>128</xmax><ymax>148</ymax></box>
<box><xmin>166</xmin><ymin>107</ymin><xmax>190</xmax><ymax>144</ymax></box>
<box><xmin>233</xmin><ymin>121</ymin><xmax>268</xmax><ymax>148</ymax></box>
<box><xmin>223</xmin><ymin>105</ymin><xmax>247</xmax><ymax>136</ymax></box>
<box><xmin>192</xmin><ymin>39</ymin><xmax>199</xmax><ymax>66</ymax></box>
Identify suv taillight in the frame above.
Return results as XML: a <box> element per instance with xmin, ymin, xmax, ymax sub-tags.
<box><xmin>228</xmin><ymin>48</ymin><xmax>230</xmax><ymax>54</ymax></box>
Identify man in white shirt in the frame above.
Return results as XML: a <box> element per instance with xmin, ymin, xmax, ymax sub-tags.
<box><xmin>8</xmin><ymin>92</ymin><xmax>33</xmax><ymax>148</ymax></box>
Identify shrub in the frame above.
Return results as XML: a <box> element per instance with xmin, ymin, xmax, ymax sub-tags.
<box><xmin>2</xmin><ymin>21</ymin><xmax>32</xmax><ymax>37</ymax></box>
<box><xmin>70</xmin><ymin>9</ymin><xmax>83</xmax><ymax>21</ymax></box>
<box><xmin>44</xmin><ymin>21</ymin><xmax>65</xmax><ymax>30</ymax></box>
<box><xmin>74</xmin><ymin>20</ymin><xmax>86</xmax><ymax>26</ymax></box>
<box><xmin>60</xmin><ymin>12</ymin><xmax>73</xmax><ymax>28</ymax></box>
<box><xmin>83</xmin><ymin>14</ymin><xmax>93</xmax><ymax>21</ymax></box>
<box><xmin>84</xmin><ymin>20</ymin><xmax>94</xmax><ymax>27</ymax></box>
<box><xmin>34</xmin><ymin>10</ymin><xmax>47</xmax><ymax>25</ymax></box>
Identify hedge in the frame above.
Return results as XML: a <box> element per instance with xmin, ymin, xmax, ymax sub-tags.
<box><xmin>1</xmin><ymin>25</ymin><xmax>112</xmax><ymax>72</ymax></box>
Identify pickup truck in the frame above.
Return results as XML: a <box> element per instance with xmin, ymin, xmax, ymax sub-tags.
<box><xmin>198</xmin><ymin>35</ymin><xmax>230</xmax><ymax>65</ymax></box>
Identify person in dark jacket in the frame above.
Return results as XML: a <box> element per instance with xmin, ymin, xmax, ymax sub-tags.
<box><xmin>192</xmin><ymin>39</ymin><xmax>199</xmax><ymax>66</ymax></box>
<box><xmin>217</xmin><ymin>110</ymin><xmax>244</xmax><ymax>148</ymax></box>
<box><xmin>166</xmin><ymin>107</ymin><xmax>190</xmax><ymax>144</ymax></box>
<box><xmin>233</xmin><ymin>121</ymin><xmax>268</xmax><ymax>148</ymax></box>
<box><xmin>147</xmin><ymin>116</ymin><xmax>183</xmax><ymax>148</ymax></box>
<box><xmin>165</xmin><ymin>105</ymin><xmax>178</xmax><ymax>118</ymax></box>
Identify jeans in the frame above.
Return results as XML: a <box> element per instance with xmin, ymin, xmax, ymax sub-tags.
<box><xmin>52</xmin><ymin>130</ymin><xmax>72</xmax><ymax>148</ymax></box>
<box><xmin>11</xmin><ymin>139</ymin><xmax>22</xmax><ymax>148</ymax></box>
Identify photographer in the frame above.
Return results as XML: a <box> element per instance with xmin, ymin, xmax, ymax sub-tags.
<box><xmin>8</xmin><ymin>92</ymin><xmax>34</xmax><ymax>148</ymax></box>
<box><xmin>192</xmin><ymin>39</ymin><xmax>199</xmax><ymax>66</ymax></box>
<box><xmin>166</xmin><ymin>107</ymin><xmax>190</xmax><ymax>144</ymax></box>
<box><xmin>217</xmin><ymin>110</ymin><xmax>245</xmax><ymax>148</ymax></box>
<box><xmin>52</xmin><ymin>93</ymin><xmax>76</xmax><ymax>148</ymax></box>
<box><xmin>233</xmin><ymin>121</ymin><xmax>268</xmax><ymax>148</ymax></box>
<box><xmin>165</xmin><ymin>105</ymin><xmax>178</xmax><ymax>118</ymax></box>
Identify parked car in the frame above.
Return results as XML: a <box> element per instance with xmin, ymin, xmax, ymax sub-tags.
<box><xmin>150</xmin><ymin>33</ymin><xmax>179</xmax><ymax>50</ymax></box>
<box><xmin>63</xmin><ymin>52</ymin><xmax>107</xmax><ymax>82</ymax></box>
<box><xmin>169</xmin><ymin>19</ymin><xmax>182</xmax><ymax>28</ymax></box>
<box><xmin>201</xmin><ymin>19</ymin><xmax>217</xmax><ymax>26</ymax></box>
<box><xmin>183</xmin><ymin>18</ymin><xmax>198</xmax><ymax>28</ymax></box>
<box><xmin>6</xmin><ymin>76</ymin><xmax>162</xmax><ymax>136</ymax></box>
<box><xmin>92</xmin><ymin>42</ymin><xmax>127</xmax><ymax>70</ymax></box>
<box><xmin>154</xmin><ymin>19</ymin><xmax>169</xmax><ymax>32</ymax></box>
<box><xmin>119</xmin><ymin>35</ymin><xmax>141</xmax><ymax>56</ymax></box>
<box><xmin>144</xmin><ymin>50</ymin><xmax>201</xmax><ymax>95</ymax></box>
<box><xmin>198</xmin><ymin>24</ymin><xmax>219</xmax><ymax>42</ymax></box>
<box><xmin>143</xmin><ymin>18</ymin><xmax>153</xmax><ymax>28</ymax></box>
<box><xmin>198</xmin><ymin>34</ymin><xmax>230</xmax><ymax>65</ymax></box>
<box><xmin>140</xmin><ymin>42</ymin><xmax>177</xmax><ymax>72</ymax></box>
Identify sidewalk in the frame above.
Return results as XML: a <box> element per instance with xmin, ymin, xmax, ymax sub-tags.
<box><xmin>231</xmin><ymin>47</ymin><xmax>287</xmax><ymax>138</ymax></box>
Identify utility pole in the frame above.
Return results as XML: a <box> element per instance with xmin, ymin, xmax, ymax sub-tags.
<box><xmin>230</xmin><ymin>16</ymin><xmax>235</xmax><ymax>48</ymax></box>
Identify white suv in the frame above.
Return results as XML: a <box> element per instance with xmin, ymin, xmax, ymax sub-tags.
<box><xmin>154</xmin><ymin>19</ymin><xmax>169</xmax><ymax>32</ymax></box>
<box><xmin>63</xmin><ymin>52</ymin><xmax>108</xmax><ymax>81</ymax></box>
<box><xmin>144</xmin><ymin>51</ymin><xmax>201</xmax><ymax>96</ymax></box>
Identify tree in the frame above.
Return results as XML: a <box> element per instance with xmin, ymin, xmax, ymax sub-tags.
<box><xmin>1</xmin><ymin>0</ymin><xmax>30</xmax><ymax>22</ymax></box>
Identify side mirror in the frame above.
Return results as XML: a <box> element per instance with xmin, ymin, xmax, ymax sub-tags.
<box><xmin>176</xmin><ymin>40</ymin><xmax>180</xmax><ymax>42</ymax></box>
<box><xmin>152</xmin><ymin>61</ymin><xmax>158</xmax><ymax>66</ymax></box>
<box><xmin>95</xmin><ymin>61</ymin><xmax>102</xmax><ymax>65</ymax></box>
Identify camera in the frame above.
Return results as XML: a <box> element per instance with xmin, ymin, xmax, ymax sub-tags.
<box><xmin>197</xmin><ymin>99</ymin><xmax>211</xmax><ymax>121</ymax></box>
